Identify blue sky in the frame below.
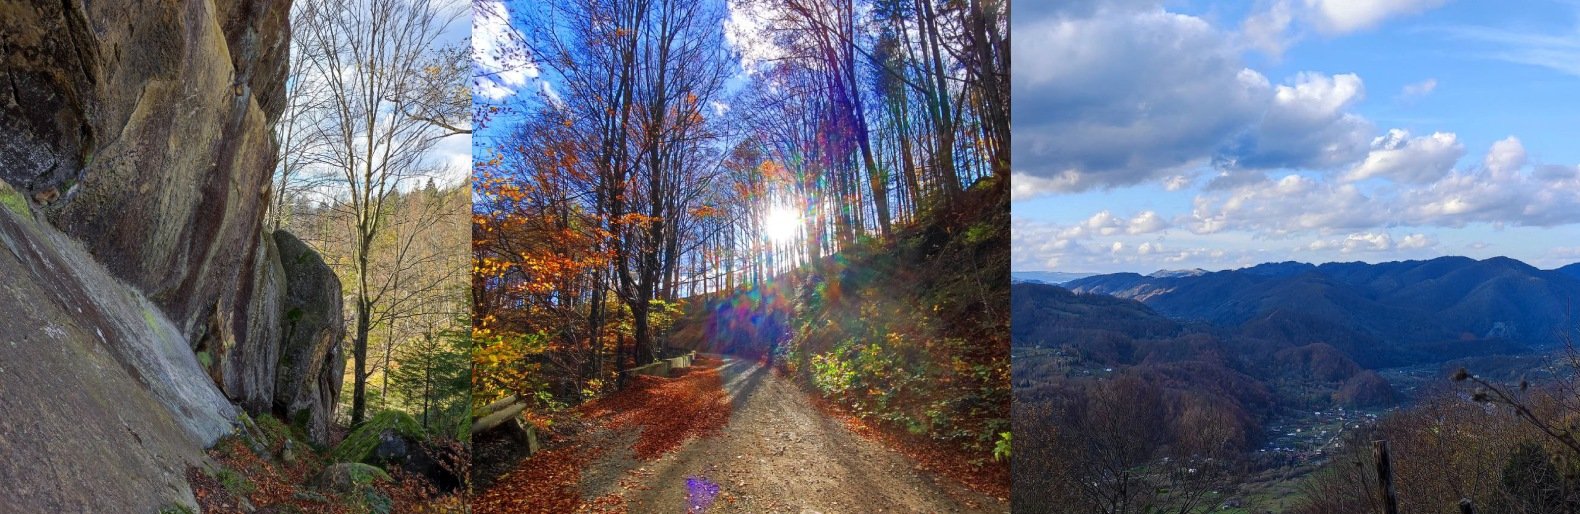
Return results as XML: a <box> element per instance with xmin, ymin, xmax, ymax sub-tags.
<box><xmin>1012</xmin><ymin>0</ymin><xmax>1580</xmax><ymax>273</ymax></box>
<box><xmin>472</xmin><ymin>0</ymin><xmax>747</xmax><ymax>151</ymax></box>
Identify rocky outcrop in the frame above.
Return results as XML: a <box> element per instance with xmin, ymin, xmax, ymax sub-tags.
<box><xmin>206</xmin><ymin>228</ymin><xmax>345</xmax><ymax>444</ymax></box>
<box><xmin>222</xmin><ymin>231</ymin><xmax>287</xmax><ymax>413</ymax></box>
<box><xmin>275</xmin><ymin>229</ymin><xmax>346</xmax><ymax>444</ymax></box>
<box><xmin>2</xmin><ymin>0</ymin><xmax>291</xmax><ymax>359</ymax></box>
<box><xmin>0</xmin><ymin>181</ymin><xmax>227</xmax><ymax>512</ymax></box>
<box><xmin>0</xmin><ymin>0</ymin><xmax>349</xmax><ymax>510</ymax></box>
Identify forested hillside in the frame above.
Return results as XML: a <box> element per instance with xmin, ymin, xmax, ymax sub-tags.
<box><xmin>1016</xmin><ymin>255</ymin><xmax>1580</xmax><ymax>512</ymax></box>
<box><xmin>1067</xmin><ymin>256</ymin><xmax>1580</xmax><ymax>366</ymax></box>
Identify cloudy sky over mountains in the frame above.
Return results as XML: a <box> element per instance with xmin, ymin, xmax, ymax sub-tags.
<box><xmin>1013</xmin><ymin>0</ymin><xmax>1580</xmax><ymax>273</ymax></box>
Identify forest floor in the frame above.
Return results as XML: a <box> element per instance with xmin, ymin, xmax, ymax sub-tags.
<box><xmin>472</xmin><ymin>355</ymin><xmax>1006</xmax><ymax>513</ymax></box>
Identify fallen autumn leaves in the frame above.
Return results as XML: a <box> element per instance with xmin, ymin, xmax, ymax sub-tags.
<box><xmin>471</xmin><ymin>356</ymin><xmax>733</xmax><ymax>513</ymax></box>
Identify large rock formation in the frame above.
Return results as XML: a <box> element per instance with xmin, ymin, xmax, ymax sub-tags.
<box><xmin>275</xmin><ymin>229</ymin><xmax>347</xmax><ymax>444</ymax></box>
<box><xmin>4</xmin><ymin>0</ymin><xmax>289</xmax><ymax>357</ymax></box>
<box><xmin>0</xmin><ymin>0</ymin><xmax>348</xmax><ymax>510</ymax></box>
<box><xmin>0</xmin><ymin>180</ymin><xmax>230</xmax><ymax>512</ymax></box>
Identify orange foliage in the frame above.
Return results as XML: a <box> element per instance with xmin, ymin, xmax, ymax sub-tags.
<box><xmin>581</xmin><ymin>356</ymin><xmax>732</xmax><ymax>460</ymax></box>
<box><xmin>470</xmin><ymin>446</ymin><xmax>596</xmax><ymax>514</ymax></box>
<box><xmin>470</xmin><ymin>358</ymin><xmax>733</xmax><ymax>513</ymax></box>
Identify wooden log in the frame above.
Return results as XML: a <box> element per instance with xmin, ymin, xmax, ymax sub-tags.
<box><xmin>520</xmin><ymin>419</ymin><xmax>540</xmax><ymax>454</ymax></box>
<box><xmin>471</xmin><ymin>401</ymin><xmax>527</xmax><ymax>435</ymax></box>
<box><xmin>1373</xmin><ymin>440</ymin><xmax>1399</xmax><ymax>514</ymax></box>
<box><xmin>473</xmin><ymin>394</ymin><xmax>519</xmax><ymax>420</ymax></box>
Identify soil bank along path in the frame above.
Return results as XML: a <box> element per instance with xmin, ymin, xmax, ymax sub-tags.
<box><xmin>474</xmin><ymin>356</ymin><xmax>1007</xmax><ymax>513</ymax></box>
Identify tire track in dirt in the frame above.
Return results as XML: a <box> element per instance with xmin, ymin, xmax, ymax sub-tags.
<box><xmin>578</xmin><ymin>356</ymin><xmax>1007</xmax><ymax>513</ymax></box>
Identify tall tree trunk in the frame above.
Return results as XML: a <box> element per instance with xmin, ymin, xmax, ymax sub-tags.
<box><xmin>967</xmin><ymin>0</ymin><xmax>1009</xmax><ymax>178</ymax></box>
<box><xmin>351</xmin><ymin>284</ymin><xmax>371</xmax><ymax>426</ymax></box>
<box><xmin>918</xmin><ymin>0</ymin><xmax>961</xmax><ymax>201</ymax></box>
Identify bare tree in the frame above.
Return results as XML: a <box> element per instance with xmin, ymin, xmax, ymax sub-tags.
<box><xmin>293</xmin><ymin>0</ymin><xmax>465</xmax><ymax>426</ymax></box>
<box><xmin>271</xmin><ymin>21</ymin><xmax>335</xmax><ymax>232</ymax></box>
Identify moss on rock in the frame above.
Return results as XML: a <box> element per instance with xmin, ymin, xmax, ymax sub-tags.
<box><xmin>330</xmin><ymin>411</ymin><xmax>425</xmax><ymax>463</ymax></box>
<box><xmin>0</xmin><ymin>180</ymin><xmax>31</xmax><ymax>221</ymax></box>
<box><xmin>318</xmin><ymin>462</ymin><xmax>392</xmax><ymax>493</ymax></box>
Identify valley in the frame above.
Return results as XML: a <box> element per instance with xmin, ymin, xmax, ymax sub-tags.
<box><xmin>1013</xmin><ymin>256</ymin><xmax>1580</xmax><ymax>512</ymax></box>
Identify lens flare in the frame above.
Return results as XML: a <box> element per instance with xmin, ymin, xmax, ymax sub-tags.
<box><xmin>763</xmin><ymin>206</ymin><xmax>800</xmax><ymax>244</ymax></box>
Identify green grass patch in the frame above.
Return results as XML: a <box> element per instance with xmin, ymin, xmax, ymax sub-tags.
<box><xmin>211</xmin><ymin>468</ymin><xmax>256</xmax><ymax>497</ymax></box>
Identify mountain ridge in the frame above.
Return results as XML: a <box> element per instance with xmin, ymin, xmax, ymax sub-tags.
<box><xmin>1065</xmin><ymin>256</ymin><xmax>1580</xmax><ymax>367</ymax></box>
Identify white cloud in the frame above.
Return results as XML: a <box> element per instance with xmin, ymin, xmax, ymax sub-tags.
<box><xmin>1484</xmin><ymin>136</ymin><xmax>1526</xmax><ymax>179</ymax></box>
<box><xmin>1398</xmin><ymin>233</ymin><xmax>1437</xmax><ymax>249</ymax></box>
<box><xmin>1305</xmin><ymin>231</ymin><xmax>1435</xmax><ymax>253</ymax></box>
<box><xmin>1190</xmin><ymin>136</ymin><xmax>1580</xmax><ymax>237</ymax></box>
<box><xmin>1348</xmin><ymin>233</ymin><xmax>1380</xmax><ymax>252</ymax></box>
<box><xmin>1342</xmin><ymin>232</ymin><xmax>1393</xmax><ymax>252</ymax></box>
<box><xmin>1013</xmin><ymin>7</ymin><xmax>1270</xmax><ymax>193</ymax></box>
<box><xmin>1242</xmin><ymin>0</ymin><xmax>1296</xmax><ymax>56</ymax></box>
<box><xmin>1240</xmin><ymin>0</ymin><xmax>1446</xmax><ymax>58</ymax></box>
<box><xmin>1163</xmin><ymin>175</ymin><xmax>1193</xmax><ymax>191</ymax></box>
<box><xmin>1011</xmin><ymin>172</ymin><xmax>1080</xmax><ymax>199</ymax></box>
<box><xmin>472</xmin><ymin>1</ymin><xmax>536</xmax><ymax>100</ymax></box>
<box><xmin>1305</xmin><ymin>0</ymin><xmax>1447</xmax><ymax>34</ymax></box>
<box><xmin>1400</xmin><ymin>138</ymin><xmax>1580</xmax><ymax>228</ymax></box>
<box><xmin>1014</xmin><ymin>0</ymin><xmax>1461</xmax><ymax>197</ymax></box>
<box><xmin>1190</xmin><ymin>174</ymin><xmax>1383</xmax><ymax>235</ymax></box>
<box><xmin>1128</xmin><ymin>211</ymin><xmax>1170</xmax><ymax>234</ymax></box>
<box><xmin>1400</xmin><ymin>78</ymin><xmax>1438</xmax><ymax>98</ymax></box>
<box><xmin>1222</xmin><ymin>72</ymin><xmax>1373</xmax><ymax>170</ymax></box>
<box><xmin>1087</xmin><ymin>211</ymin><xmax>1124</xmax><ymax>236</ymax></box>
<box><xmin>1040</xmin><ymin>210</ymin><xmax>1171</xmax><ymax>240</ymax></box>
<box><xmin>1343</xmin><ymin>129</ymin><xmax>1464</xmax><ymax>183</ymax></box>
<box><xmin>1275</xmin><ymin>72</ymin><xmax>1364</xmax><ymax>115</ymax></box>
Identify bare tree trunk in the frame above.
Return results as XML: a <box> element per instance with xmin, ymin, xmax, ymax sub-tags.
<box><xmin>1374</xmin><ymin>440</ymin><xmax>1400</xmax><ymax>514</ymax></box>
<box><xmin>918</xmin><ymin>0</ymin><xmax>961</xmax><ymax>201</ymax></box>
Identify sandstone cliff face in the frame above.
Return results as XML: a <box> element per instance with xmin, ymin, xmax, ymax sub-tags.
<box><xmin>0</xmin><ymin>0</ymin><xmax>348</xmax><ymax>510</ymax></box>
<box><xmin>0</xmin><ymin>181</ymin><xmax>222</xmax><ymax>512</ymax></box>
<box><xmin>6</xmin><ymin>0</ymin><xmax>288</xmax><ymax>357</ymax></box>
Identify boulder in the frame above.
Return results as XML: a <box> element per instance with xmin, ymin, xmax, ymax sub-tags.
<box><xmin>332</xmin><ymin>411</ymin><xmax>425</xmax><ymax>464</ymax></box>
<box><xmin>274</xmin><ymin>229</ymin><xmax>346</xmax><ymax>444</ymax></box>
<box><xmin>317</xmin><ymin>463</ymin><xmax>391</xmax><ymax>494</ymax></box>
<box><xmin>373</xmin><ymin>431</ymin><xmax>463</xmax><ymax>492</ymax></box>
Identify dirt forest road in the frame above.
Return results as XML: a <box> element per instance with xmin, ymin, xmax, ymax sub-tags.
<box><xmin>577</xmin><ymin>356</ymin><xmax>1007</xmax><ymax>513</ymax></box>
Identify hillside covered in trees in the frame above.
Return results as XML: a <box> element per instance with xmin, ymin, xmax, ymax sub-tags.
<box><xmin>1014</xmin><ymin>256</ymin><xmax>1580</xmax><ymax>512</ymax></box>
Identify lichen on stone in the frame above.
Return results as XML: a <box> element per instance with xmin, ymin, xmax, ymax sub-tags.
<box><xmin>0</xmin><ymin>181</ymin><xmax>32</xmax><ymax>221</ymax></box>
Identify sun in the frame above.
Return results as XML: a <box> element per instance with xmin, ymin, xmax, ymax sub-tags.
<box><xmin>763</xmin><ymin>206</ymin><xmax>801</xmax><ymax>245</ymax></box>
